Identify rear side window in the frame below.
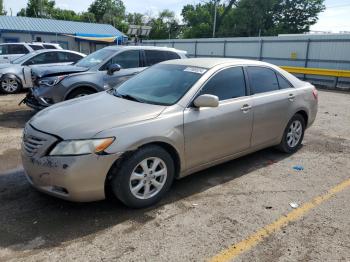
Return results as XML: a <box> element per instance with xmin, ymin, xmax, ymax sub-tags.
<box><xmin>104</xmin><ymin>50</ymin><xmax>140</xmax><ymax>69</ymax></box>
<box><xmin>247</xmin><ymin>67</ymin><xmax>279</xmax><ymax>94</ymax></box>
<box><xmin>68</xmin><ymin>52</ymin><xmax>83</xmax><ymax>63</ymax></box>
<box><xmin>144</xmin><ymin>50</ymin><xmax>179</xmax><ymax>66</ymax></box>
<box><xmin>166</xmin><ymin>51</ymin><xmax>181</xmax><ymax>60</ymax></box>
<box><xmin>199</xmin><ymin>67</ymin><xmax>246</xmax><ymax>101</ymax></box>
<box><xmin>29</xmin><ymin>45</ymin><xmax>44</xmax><ymax>51</ymax></box>
<box><xmin>8</xmin><ymin>44</ymin><xmax>29</xmax><ymax>55</ymax></box>
<box><xmin>276</xmin><ymin>73</ymin><xmax>293</xmax><ymax>89</ymax></box>
<box><xmin>43</xmin><ymin>44</ymin><xmax>56</xmax><ymax>49</ymax></box>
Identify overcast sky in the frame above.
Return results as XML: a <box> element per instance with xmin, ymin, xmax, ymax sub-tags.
<box><xmin>3</xmin><ymin>0</ymin><xmax>350</xmax><ymax>33</ymax></box>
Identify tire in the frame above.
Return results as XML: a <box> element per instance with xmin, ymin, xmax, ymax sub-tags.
<box><xmin>0</xmin><ymin>77</ymin><xmax>22</xmax><ymax>94</ymax></box>
<box><xmin>278</xmin><ymin>114</ymin><xmax>306</xmax><ymax>153</ymax></box>
<box><xmin>66</xmin><ymin>88</ymin><xmax>95</xmax><ymax>100</ymax></box>
<box><xmin>110</xmin><ymin>145</ymin><xmax>175</xmax><ymax>208</ymax></box>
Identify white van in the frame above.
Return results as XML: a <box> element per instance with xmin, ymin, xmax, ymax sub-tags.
<box><xmin>0</xmin><ymin>43</ymin><xmax>44</xmax><ymax>63</ymax></box>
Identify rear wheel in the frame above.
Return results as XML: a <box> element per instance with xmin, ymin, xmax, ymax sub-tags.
<box><xmin>0</xmin><ymin>77</ymin><xmax>22</xmax><ymax>94</ymax></box>
<box><xmin>110</xmin><ymin>145</ymin><xmax>175</xmax><ymax>208</ymax></box>
<box><xmin>278</xmin><ymin>114</ymin><xmax>305</xmax><ymax>153</ymax></box>
<box><xmin>66</xmin><ymin>88</ymin><xmax>95</xmax><ymax>100</ymax></box>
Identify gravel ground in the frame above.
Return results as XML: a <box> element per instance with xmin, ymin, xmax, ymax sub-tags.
<box><xmin>0</xmin><ymin>90</ymin><xmax>349</xmax><ymax>262</ymax></box>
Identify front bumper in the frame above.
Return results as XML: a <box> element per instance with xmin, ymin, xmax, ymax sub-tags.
<box><xmin>22</xmin><ymin>90</ymin><xmax>49</xmax><ymax>110</ymax></box>
<box><xmin>21</xmin><ymin>124</ymin><xmax>121</xmax><ymax>202</ymax></box>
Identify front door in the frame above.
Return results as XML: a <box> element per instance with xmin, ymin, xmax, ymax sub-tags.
<box><xmin>184</xmin><ymin>66</ymin><xmax>254</xmax><ymax>170</ymax></box>
<box><xmin>102</xmin><ymin>50</ymin><xmax>146</xmax><ymax>89</ymax></box>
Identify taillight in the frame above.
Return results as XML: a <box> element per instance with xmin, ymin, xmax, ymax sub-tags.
<box><xmin>312</xmin><ymin>87</ymin><xmax>318</xmax><ymax>100</ymax></box>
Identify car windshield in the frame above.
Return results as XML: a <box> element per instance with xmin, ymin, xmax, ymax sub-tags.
<box><xmin>113</xmin><ymin>64</ymin><xmax>206</xmax><ymax>106</ymax></box>
<box><xmin>75</xmin><ymin>48</ymin><xmax>115</xmax><ymax>68</ymax></box>
<box><xmin>11</xmin><ymin>51</ymin><xmax>39</xmax><ymax>64</ymax></box>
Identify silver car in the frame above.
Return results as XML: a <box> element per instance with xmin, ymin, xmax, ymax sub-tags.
<box><xmin>21</xmin><ymin>58</ymin><xmax>318</xmax><ymax>208</ymax></box>
<box><xmin>0</xmin><ymin>49</ymin><xmax>85</xmax><ymax>94</ymax></box>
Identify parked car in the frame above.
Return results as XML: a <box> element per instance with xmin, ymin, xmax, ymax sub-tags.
<box><xmin>0</xmin><ymin>49</ymin><xmax>85</xmax><ymax>94</ymax></box>
<box><xmin>21</xmin><ymin>58</ymin><xmax>318</xmax><ymax>208</ymax></box>
<box><xmin>23</xmin><ymin>46</ymin><xmax>188</xmax><ymax>109</ymax></box>
<box><xmin>0</xmin><ymin>42</ymin><xmax>45</xmax><ymax>63</ymax></box>
<box><xmin>32</xmin><ymin>42</ymin><xmax>63</xmax><ymax>50</ymax></box>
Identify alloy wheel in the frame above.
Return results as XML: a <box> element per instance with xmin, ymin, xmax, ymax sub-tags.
<box><xmin>286</xmin><ymin>120</ymin><xmax>303</xmax><ymax>148</ymax></box>
<box><xmin>1</xmin><ymin>79</ymin><xmax>19</xmax><ymax>93</ymax></box>
<box><xmin>129</xmin><ymin>157</ymin><xmax>168</xmax><ymax>200</ymax></box>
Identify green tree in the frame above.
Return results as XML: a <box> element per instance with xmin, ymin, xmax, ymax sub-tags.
<box><xmin>79</xmin><ymin>12</ymin><xmax>97</xmax><ymax>23</ymax></box>
<box><xmin>17</xmin><ymin>0</ymin><xmax>55</xmax><ymax>18</ymax></box>
<box><xmin>219</xmin><ymin>0</ymin><xmax>277</xmax><ymax>37</ymax></box>
<box><xmin>181</xmin><ymin>0</ymin><xmax>325</xmax><ymax>38</ymax></box>
<box><xmin>272</xmin><ymin>0</ymin><xmax>326</xmax><ymax>34</ymax></box>
<box><xmin>0</xmin><ymin>0</ymin><xmax>7</xmax><ymax>15</ymax></box>
<box><xmin>126</xmin><ymin>12</ymin><xmax>144</xmax><ymax>25</ymax></box>
<box><xmin>181</xmin><ymin>2</ymin><xmax>218</xmax><ymax>38</ymax></box>
<box><xmin>88</xmin><ymin>0</ymin><xmax>125</xmax><ymax>25</ymax></box>
<box><xmin>149</xmin><ymin>9</ymin><xmax>180</xmax><ymax>39</ymax></box>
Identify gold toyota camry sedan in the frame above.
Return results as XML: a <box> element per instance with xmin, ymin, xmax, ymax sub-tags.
<box><xmin>21</xmin><ymin>58</ymin><xmax>318</xmax><ymax>208</ymax></box>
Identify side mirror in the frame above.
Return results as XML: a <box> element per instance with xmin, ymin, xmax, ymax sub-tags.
<box><xmin>107</xmin><ymin>64</ymin><xmax>121</xmax><ymax>75</ymax></box>
<box><xmin>193</xmin><ymin>94</ymin><xmax>219</xmax><ymax>108</ymax></box>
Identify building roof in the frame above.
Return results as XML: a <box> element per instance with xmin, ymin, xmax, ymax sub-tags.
<box><xmin>0</xmin><ymin>16</ymin><xmax>126</xmax><ymax>37</ymax></box>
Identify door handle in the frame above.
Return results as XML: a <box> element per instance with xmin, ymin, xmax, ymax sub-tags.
<box><xmin>240</xmin><ymin>104</ymin><xmax>252</xmax><ymax>112</ymax></box>
<box><xmin>288</xmin><ymin>94</ymin><xmax>295</xmax><ymax>101</ymax></box>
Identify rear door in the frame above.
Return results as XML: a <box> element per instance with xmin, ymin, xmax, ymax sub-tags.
<box><xmin>184</xmin><ymin>66</ymin><xmax>254</xmax><ymax>170</ymax></box>
<box><xmin>246</xmin><ymin>66</ymin><xmax>295</xmax><ymax>147</ymax></box>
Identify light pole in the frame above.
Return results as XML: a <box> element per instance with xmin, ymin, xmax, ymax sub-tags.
<box><xmin>212</xmin><ymin>0</ymin><xmax>218</xmax><ymax>38</ymax></box>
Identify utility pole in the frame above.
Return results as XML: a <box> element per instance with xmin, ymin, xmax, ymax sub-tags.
<box><xmin>212</xmin><ymin>0</ymin><xmax>218</xmax><ymax>38</ymax></box>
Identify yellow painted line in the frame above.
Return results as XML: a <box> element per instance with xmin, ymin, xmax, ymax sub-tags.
<box><xmin>209</xmin><ymin>178</ymin><xmax>350</xmax><ymax>262</ymax></box>
<box><xmin>281</xmin><ymin>66</ymin><xmax>350</xmax><ymax>78</ymax></box>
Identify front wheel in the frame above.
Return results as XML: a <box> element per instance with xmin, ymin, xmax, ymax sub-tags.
<box><xmin>110</xmin><ymin>145</ymin><xmax>175</xmax><ymax>208</ymax></box>
<box><xmin>66</xmin><ymin>88</ymin><xmax>95</xmax><ymax>100</ymax></box>
<box><xmin>278</xmin><ymin>114</ymin><xmax>305</xmax><ymax>153</ymax></box>
<box><xmin>1</xmin><ymin>77</ymin><xmax>22</xmax><ymax>94</ymax></box>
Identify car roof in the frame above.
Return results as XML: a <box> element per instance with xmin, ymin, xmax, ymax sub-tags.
<box><xmin>104</xmin><ymin>45</ymin><xmax>187</xmax><ymax>54</ymax></box>
<box><xmin>28</xmin><ymin>49</ymin><xmax>85</xmax><ymax>56</ymax></box>
<box><xmin>161</xmin><ymin>58</ymin><xmax>272</xmax><ymax>69</ymax></box>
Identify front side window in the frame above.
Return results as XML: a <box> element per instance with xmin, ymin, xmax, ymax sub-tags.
<box><xmin>26</xmin><ymin>52</ymin><xmax>58</xmax><ymax>65</ymax></box>
<box><xmin>113</xmin><ymin>64</ymin><xmax>205</xmax><ymax>105</ymax></box>
<box><xmin>104</xmin><ymin>50</ymin><xmax>140</xmax><ymax>69</ymax></box>
<box><xmin>75</xmin><ymin>48</ymin><xmax>115</xmax><ymax>68</ymax></box>
<box><xmin>247</xmin><ymin>66</ymin><xmax>279</xmax><ymax>94</ymax></box>
<box><xmin>199</xmin><ymin>67</ymin><xmax>246</xmax><ymax>101</ymax></box>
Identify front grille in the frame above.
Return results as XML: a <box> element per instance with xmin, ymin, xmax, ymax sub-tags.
<box><xmin>23</xmin><ymin>134</ymin><xmax>46</xmax><ymax>156</ymax></box>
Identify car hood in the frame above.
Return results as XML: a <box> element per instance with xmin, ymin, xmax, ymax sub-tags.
<box><xmin>32</xmin><ymin>64</ymin><xmax>88</xmax><ymax>78</ymax></box>
<box><xmin>30</xmin><ymin>92</ymin><xmax>166</xmax><ymax>139</ymax></box>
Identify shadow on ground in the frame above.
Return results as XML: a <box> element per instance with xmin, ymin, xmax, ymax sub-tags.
<box><xmin>0</xmin><ymin>147</ymin><xmax>290</xmax><ymax>252</ymax></box>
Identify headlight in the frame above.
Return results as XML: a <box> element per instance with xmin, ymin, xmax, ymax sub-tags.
<box><xmin>39</xmin><ymin>75</ymin><xmax>67</xmax><ymax>87</ymax></box>
<box><xmin>49</xmin><ymin>137</ymin><xmax>115</xmax><ymax>156</ymax></box>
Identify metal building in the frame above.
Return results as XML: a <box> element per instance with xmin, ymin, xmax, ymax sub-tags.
<box><xmin>142</xmin><ymin>34</ymin><xmax>350</xmax><ymax>88</ymax></box>
<box><xmin>0</xmin><ymin>16</ymin><xmax>127</xmax><ymax>54</ymax></box>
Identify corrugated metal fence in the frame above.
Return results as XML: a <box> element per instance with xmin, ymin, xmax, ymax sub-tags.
<box><xmin>142</xmin><ymin>34</ymin><xmax>350</xmax><ymax>89</ymax></box>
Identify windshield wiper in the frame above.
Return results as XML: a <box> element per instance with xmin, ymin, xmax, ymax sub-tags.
<box><xmin>114</xmin><ymin>91</ymin><xmax>144</xmax><ymax>103</ymax></box>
